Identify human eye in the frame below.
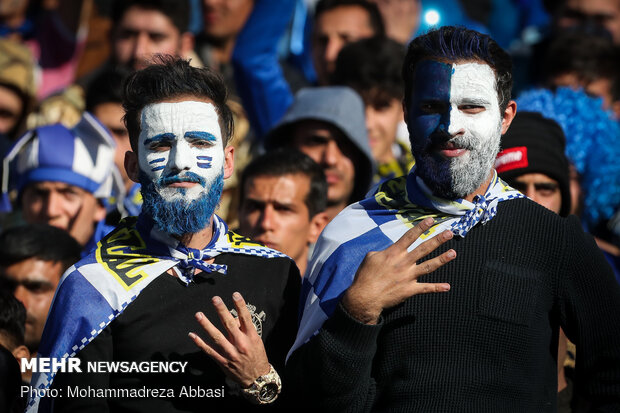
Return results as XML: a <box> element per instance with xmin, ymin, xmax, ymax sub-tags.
<box><xmin>189</xmin><ymin>139</ymin><xmax>213</xmax><ymax>148</ymax></box>
<box><xmin>419</xmin><ymin>101</ymin><xmax>444</xmax><ymax>114</ymax></box>
<box><xmin>149</xmin><ymin>140</ymin><xmax>172</xmax><ymax>151</ymax></box>
<box><xmin>458</xmin><ymin>104</ymin><xmax>486</xmax><ymax>114</ymax></box>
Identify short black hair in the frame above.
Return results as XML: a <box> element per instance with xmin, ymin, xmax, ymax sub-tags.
<box><xmin>122</xmin><ymin>56</ymin><xmax>234</xmax><ymax>152</ymax></box>
<box><xmin>0</xmin><ymin>290</ymin><xmax>26</xmax><ymax>350</ymax></box>
<box><xmin>332</xmin><ymin>36</ymin><xmax>405</xmax><ymax>104</ymax></box>
<box><xmin>403</xmin><ymin>26</ymin><xmax>513</xmax><ymax>113</ymax></box>
<box><xmin>543</xmin><ymin>30</ymin><xmax>619</xmax><ymax>101</ymax></box>
<box><xmin>111</xmin><ymin>0</ymin><xmax>190</xmax><ymax>33</ymax></box>
<box><xmin>86</xmin><ymin>67</ymin><xmax>130</xmax><ymax>111</ymax></box>
<box><xmin>0</xmin><ymin>224</ymin><xmax>82</xmax><ymax>272</ymax></box>
<box><xmin>240</xmin><ymin>149</ymin><xmax>328</xmax><ymax>218</ymax></box>
<box><xmin>314</xmin><ymin>0</ymin><xmax>385</xmax><ymax>37</ymax></box>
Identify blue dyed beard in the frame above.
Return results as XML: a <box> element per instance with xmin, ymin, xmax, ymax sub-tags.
<box><xmin>139</xmin><ymin>170</ymin><xmax>224</xmax><ymax>236</ymax></box>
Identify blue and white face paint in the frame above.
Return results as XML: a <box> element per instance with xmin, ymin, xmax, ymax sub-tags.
<box><xmin>138</xmin><ymin>101</ymin><xmax>225</xmax><ymax>235</ymax></box>
<box><xmin>408</xmin><ymin>60</ymin><xmax>503</xmax><ymax>199</ymax></box>
<box><xmin>138</xmin><ymin>101</ymin><xmax>225</xmax><ymax>201</ymax></box>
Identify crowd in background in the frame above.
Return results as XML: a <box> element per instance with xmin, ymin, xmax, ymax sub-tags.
<box><xmin>0</xmin><ymin>0</ymin><xmax>619</xmax><ymax>411</ymax></box>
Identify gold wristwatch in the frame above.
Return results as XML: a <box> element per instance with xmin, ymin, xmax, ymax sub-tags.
<box><xmin>240</xmin><ymin>364</ymin><xmax>282</xmax><ymax>404</ymax></box>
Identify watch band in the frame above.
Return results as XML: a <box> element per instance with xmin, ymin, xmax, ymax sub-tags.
<box><xmin>240</xmin><ymin>364</ymin><xmax>282</xmax><ymax>405</ymax></box>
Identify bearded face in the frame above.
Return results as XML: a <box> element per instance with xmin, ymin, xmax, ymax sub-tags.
<box><xmin>407</xmin><ymin>60</ymin><xmax>504</xmax><ymax>199</ymax></box>
<box><xmin>137</xmin><ymin>100</ymin><xmax>226</xmax><ymax>235</ymax></box>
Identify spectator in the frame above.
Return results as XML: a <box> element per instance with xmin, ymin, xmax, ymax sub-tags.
<box><xmin>86</xmin><ymin>68</ymin><xmax>143</xmax><ymax>220</ymax></box>
<box><xmin>332</xmin><ymin>36</ymin><xmax>413</xmax><ymax>183</ymax></box>
<box><xmin>1</xmin><ymin>113</ymin><xmax>117</xmax><ymax>254</ymax></box>
<box><xmin>0</xmin><ymin>291</ymin><xmax>27</xmax><ymax>413</ymax></box>
<box><xmin>286</xmin><ymin>26</ymin><xmax>620</xmax><ymax>412</ymax></box>
<box><xmin>266</xmin><ymin>86</ymin><xmax>374</xmax><ymax>221</ymax></box>
<box><xmin>238</xmin><ymin>149</ymin><xmax>329</xmax><ymax>276</ymax></box>
<box><xmin>30</xmin><ymin>58</ymin><xmax>300</xmax><ymax>412</ymax></box>
<box><xmin>555</xmin><ymin>0</ymin><xmax>620</xmax><ymax>44</ymax></box>
<box><xmin>312</xmin><ymin>0</ymin><xmax>385</xmax><ymax>86</ymax></box>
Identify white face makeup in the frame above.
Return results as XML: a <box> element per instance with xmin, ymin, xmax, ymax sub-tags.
<box><xmin>138</xmin><ymin>101</ymin><xmax>224</xmax><ymax>201</ymax></box>
<box><xmin>409</xmin><ymin>60</ymin><xmax>504</xmax><ymax>198</ymax></box>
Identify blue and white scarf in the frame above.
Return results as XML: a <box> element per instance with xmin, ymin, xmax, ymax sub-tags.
<box><xmin>288</xmin><ymin>167</ymin><xmax>524</xmax><ymax>359</ymax></box>
<box><xmin>27</xmin><ymin>214</ymin><xmax>287</xmax><ymax>412</ymax></box>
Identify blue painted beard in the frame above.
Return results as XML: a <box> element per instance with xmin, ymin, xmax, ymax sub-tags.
<box><xmin>139</xmin><ymin>170</ymin><xmax>224</xmax><ymax>236</ymax></box>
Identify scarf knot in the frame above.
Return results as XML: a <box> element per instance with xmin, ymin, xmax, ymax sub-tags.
<box><xmin>175</xmin><ymin>247</ymin><xmax>228</xmax><ymax>285</ymax></box>
<box><xmin>451</xmin><ymin>194</ymin><xmax>498</xmax><ymax>237</ymax></box>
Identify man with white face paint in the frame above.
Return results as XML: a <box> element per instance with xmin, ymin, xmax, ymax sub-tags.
<box><xmin>28</xmin><ymin>58</ymin><xmax>300</xmax><ymax>413</ymax></box>
<box><xmin>286</xmin><ymin>26</ymin><xmax>620</xmax><ymax>412</ymax></box>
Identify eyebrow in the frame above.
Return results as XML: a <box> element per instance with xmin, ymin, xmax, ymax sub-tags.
<box><xmin>459</xmin><ymin>98</ymin><xmax>491</xmax><ymax>105</ymax></box>
<box><xmin>144</xmin><ymin>133</ymin><xmax>175</xmax><ymax>146</ymax></box>
<box><xmin>185</xmin><ymin>131</ymin><xmax>216</xmax><ymax>141</ymax></box>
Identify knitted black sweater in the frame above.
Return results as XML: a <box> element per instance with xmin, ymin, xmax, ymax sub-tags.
<box><xmin>287</xmin><ymin>198</ymin><xmax>620</xmax><ymax>413</ymax></box>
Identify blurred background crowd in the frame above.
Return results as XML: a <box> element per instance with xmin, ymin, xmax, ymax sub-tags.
<box><xmin>0</xmin><ymin>0</ymin><xmax>619</xmax><ymax>411</ymax></box>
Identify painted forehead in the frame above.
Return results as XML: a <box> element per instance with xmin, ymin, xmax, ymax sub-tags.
<box><xmin>412</xmin><ymin>60</ymin><xmax>498</xmax><ymax>104</ymax></box>
<box><xmin>139</xmin><ymin>101</ymin><xmax>222</xmax><ymax>143</ymax></box>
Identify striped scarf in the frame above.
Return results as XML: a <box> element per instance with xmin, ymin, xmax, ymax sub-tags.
<box><xmin>288</xmin><ymin>167</ymin><xmax>524</xmax><ymax>359</ymax></box>
<box><xmin>27</xmin><ymin>214</ymin><xmax>286</xmax><ymax>412</ymax></box>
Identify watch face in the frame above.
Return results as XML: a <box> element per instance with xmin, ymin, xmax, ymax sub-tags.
<box><xmin>259</xmin><ymin>383</ymin><xmax>279</xmax><ymax>402</ymax></box>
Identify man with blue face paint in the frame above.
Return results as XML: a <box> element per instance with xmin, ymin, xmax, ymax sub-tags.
<box><xmin>286</xmin><ymin>26</ymin><xmax>620</xmax><ymax>412</ymax></box>
<box><xmin>26</xmin><ymin>58</ymin><xmax>300</xmax><ymax>413</ymax></box>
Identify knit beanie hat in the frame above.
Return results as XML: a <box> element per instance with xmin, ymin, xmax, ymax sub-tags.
<box><xmin>495</xmin><ymin>111</ymin><xmax>571</xmax><ymax>216</ymax></box>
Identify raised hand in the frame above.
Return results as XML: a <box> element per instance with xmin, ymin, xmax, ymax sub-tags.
<box><xmin>189</xmin><ymin>292</ymin><xmax>270</xmax><ymax>387</ymax></box>
<box><xmin>341</xmin><ymin>217</ymin><xmax>456</xmax><ymax>324</ymax></box>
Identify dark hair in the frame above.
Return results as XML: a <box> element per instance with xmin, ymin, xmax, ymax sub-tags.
<box><xmin>111</xmin><ymin>0</ymin><xmax>190</xmax><ymax>33</ymax></box>
<box><xmin>240</xmin><ymin>149</ymin><xmax>328</xmax><ymax>218</ymax></box>
<box><xmin>0</xmin><ymin>290</ymin><xmax>26</xmax><ymax>350</ymax></box>
<box><xmin>86</xmin><ymin>68</ymin><xmax>130</xmax><ymax>111</ymax></box>
<box><xmin>0</xmin><ymin>224</ymin><xmax>82</xmax><ymax>272</ymax></box>
<box><xmin>543</xmin><ymin>30</ymin><xmax>619</xmax><ymax>101</ymax></box>
<box><xmin>332</xmin><ymin>36</ymin><xmax>405</xmax><ymax>104</ymax></box>
<box><xmin>122</xmin><ymin>56</ymin><xmax>234</xmax><ymax>152</ymax></box>
<box><xmin>315</xmin><ymin>0</ymin><xmax>385</xmax><ymax>37</ymax></box>
<box><xmin>403</xmin><ymin>26</ymin><xmax>513</xmax><ymax>113</ymax></box>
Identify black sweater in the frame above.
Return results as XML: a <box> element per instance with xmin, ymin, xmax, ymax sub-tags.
<box><xmin>51</xmin><ymin>254</ymin><xmax>300</xmax><ymax>412</ymax></box>
<box><xmin>287</xmin><ymin>198</ymin><xmax>620</xmax><ymax>413</ymax></box>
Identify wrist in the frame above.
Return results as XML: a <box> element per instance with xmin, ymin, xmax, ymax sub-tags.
<box><xmin>342</xmin><ymin>290</ymin><xmax>381</xmax><ymax>325</ymax></box>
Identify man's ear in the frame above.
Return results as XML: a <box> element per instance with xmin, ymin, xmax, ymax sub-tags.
<box><xmin>223</xmin><ymin>145</ymin><xmax>235</xmax><ymax>179</ymax></box>
<box><xmin>12</xmin><ymin>344</ymin><xmax>30</xmax><ymax>367</ymax></box>
<box><xmin>500</xmin><ymin>100</ymin><xmax>517</xmax><ymax>135</ymax></box>
<box><xmin>124</xmin><ymin>151</ymin><xmax>140</xmax><ymax>183</ymax></box>
<box><xmin>307</xmin><ymin>212</ymin><xmax>329</xmax><ymax>244</ymax></box>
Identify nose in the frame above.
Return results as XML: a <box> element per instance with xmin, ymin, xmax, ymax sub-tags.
<box><xmin>259</xmin><ymin>205</ymin><xmax>275</xmax><ymax>231</ymax></box>
<box><xmin>524</xmin><ymin>185</ymin><xmax>537</xmax><ymax>201</ymax></box>
<box><xmin>132</xmin><ymin>32</ymin><xmax>151</xmax><ymax>64</ymax></box>
<box><xmin>168</xmin><ymin>140</ymin><xmax>193</xmax><ymax>172</ymax></box>
<box><xmin>446</xmin><ymin>106</ymin><xmax>465</xmax><ymax>137</ymax></box>
<box><xmin>321</xmin><ymin>140</ymin><xmax>341</xmax><ymax>167</ymax></box>
<box><xmin>323</xmin><ymin>38</ymin><xmax>342</xmax><ymax>72</ymax></box>
<box><xmin>365</xmin><ymin>107</ymin><xmax>376</xmax><ymax>133</ymax></box>
<box><xmin>43</xmin><ymin>191</ymin><xmax>63</xmax><ymax>219</ymax></box>
<box><xmin>14</xmin><ymin>286</ymin><xmax>29</xmax><ymax>309</ymax></box>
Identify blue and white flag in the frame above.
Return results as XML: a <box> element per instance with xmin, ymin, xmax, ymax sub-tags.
<box><xmin>288</xmin><ymin>167</ymin><xmax>524</xmax><ymax>359</ymax></box>
<box><xmin>27</xmin><ymin>214</ymin><xmax>287</xmax><ymax>413</ymax></box>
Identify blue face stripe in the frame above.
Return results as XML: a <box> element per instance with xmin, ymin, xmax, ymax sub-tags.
<box><xmin>185</xmin><ymin>131</ymin><xmax>216</xmax><ymax>141</ymax></box>
<box><xmin>408</xmin><ymin>60</ymin><xmax>453</xmax><ymax>144</ymax></box>
<box><xmin>144</xmin><ymin>133</ymin><xmax>175</xmax><ymax>146</ymax></box>
<box><xmin>148</xmin><ymin>158</ymin><xmax>165</xmax><ymax>164</ymax></box>
<box><xmin>151</xmin><ymin>165</ymin><xmax>165</xmax><ymax>172</ymax></box>
<box><xmin>196</xmin><ymin>156</ymin><xmax>212</xmax><ymax>161</ymax></box>
<box><xmin>197</xmin><ymin>163</ymin><xmax>212</xmax><ymax>169</ymax></box>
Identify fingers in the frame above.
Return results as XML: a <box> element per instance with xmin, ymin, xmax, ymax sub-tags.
<box><xmin>393</xmin><ymin>217</ymin><xmax>435</xmax><ymax>251</ymax></box>
<box><xmin>212</xmin><ymin>296</ymin><xmax>244</xmax><ymax>343</ymax></box>
<box><xmin>232</xmin><ymin>292</ymin><xmax>255</xmax><ymax>335</ymax></box>
<box><xmin>188</xmin><ymin>330</ymin><xmax>227</xmax><ymax>365</ymax></box>
<box><xmin>409</xmin><ymin>229</ymin><xmax>454</xmax><ymax>262</ymax></box>
<box><xmin>408</xmin><ymin>282</ymin><xmax>451</xmax><ymax>296</ymax></box>
<box><xmin>416</xmin><ymin>249</ymin><xmax>456</xmax><ymax>276</ymax></box>
<box><xmin>190</xmin><ymin>311</ymin><xmax>236</xmax><ymax>360</ymax></box>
